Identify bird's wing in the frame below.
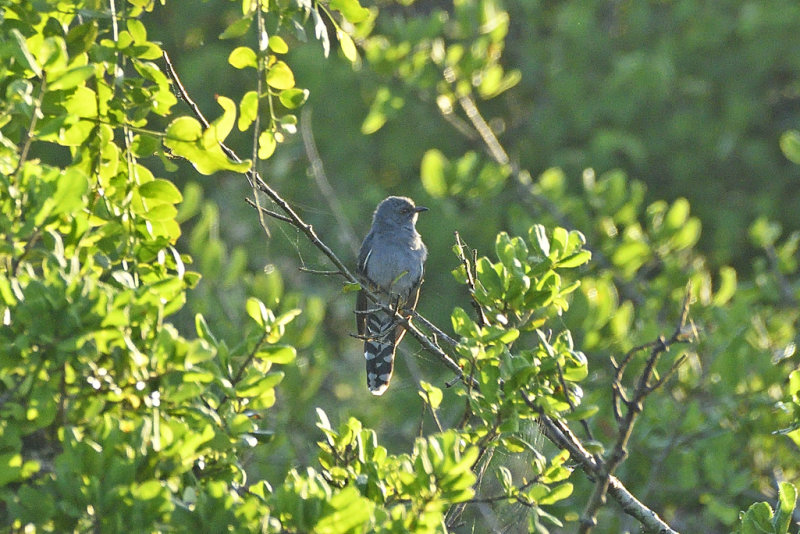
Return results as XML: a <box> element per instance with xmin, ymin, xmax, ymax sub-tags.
<box><xmin>357</xmin><ymin>232</ymin><xmax>374</xmax><ymax>274</ymax></box>
<box><xmin>356</xmin><ymin>232</ymin><xmax>374</xmax><ymax>336</ymax></box>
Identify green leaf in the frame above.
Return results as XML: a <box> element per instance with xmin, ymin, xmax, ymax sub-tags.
<box><xmin>258</xmin><ymin>129</ymin><xmax>276</xmax><ymax>159</ymax></box>
<box><xmin>238</xmin><ymin>90</ymin><xmax>259</xmax><ymax>131</ymax></box>
<box><xmin>266</xmin><ymin>61</ymin><xmax>295</xmax><ymax>89</ymax></box>
<box><xmin>35</xmin><ymin>168</ymin><xmax>88</xmax><ymax>225</ymax></box>
<box><xmin>48</xmin><ymin>65</ymin><xmax>95</xmax><ymax>91</ymax></box>
<box><xmin>780</xmin><ymin>130</ymin><xmax>800</xmax><ymax>164</ymax></box>
<box><xmin>209</xmin><ymin>95</ymin><xmax>237</xmax><ymax>142</ymax></box>
<box><xmin>421</xmin><ymin>149</ymin><xmax>448</xmax><ymax>198</ymax></box>
<box><xmin>258</xmin><ymin>345</ymin><xmax>296</xmax><ymax>364</ymax></box>
<box><xmin>563</xmin><ymin>404</ymin><xmax>599</xmax><ymax>421</ymax></box>
<box><xmin>268</xmin><ymin>35</ymin><xmax>289</xmax><ymax>54</ymax></box>
<box><xmin>557</xmin><ymin>250</ymin><xmax>591</xmax><ymax>269</ymax></box>
<box><xmin>279</xmin><ymin>88</ymin><xmax>309</xmax><ymax>109</ymax></box>
<box><xmin>337</xmin><ymin>29</ymin><xmax>358</xmax><ymax>62</ymax></box>
<box><xmin>529</xmin><ymin>224</ymin><xmax>550</xmax><ymax>257</ymax></box>
<box><xmin>164</xmin><ymin>116</ymin><xmax>252</xmax><ymax>175</ymax></box>
<box><xmin>475</xmin><ymin>257</ymin><xmax>503</xmax><ymax>297</ymax></box>
<box><xmin>11</xmin><ymin>29</ymin><xmax>41</xmax><ymax>76</ymax></box>
<box><xmin>330</xmin><ymin>0</ymin><xmax>370</xmax><ymax>23</ymax></box>
<box><xmin>773</xmin><ymin>482</ymin><xmax>797</xmax><ymax>534</ymax></box>
<box><xmin>539</xmin><ymin>482</ymin><xmax>573</xmax><ymax>505</ymax></box>
<box><xmin>740</xmin><ymin>502</ymin><xmax>774</xmax><ymax>534</ymax></box>
<box><xmin>66</xmin><ymin>21</ymin><xmax>98</xmax><ymax>56</ymax></box>
<box><xmin>451</xmin><ymin>307</ymin><xmax>478</xmax><ymax>338</ymax></box>
<box><xmin>713</xmin><ymin>266</ymin><xmax>737</xmax><ymax>306</ymax></box>
<box><xmin>139</xmin><ymin>179</ymin><xmax>183</xmax><ymax>205</ymax></box>
<box><xmin>749</xmin><ymin>217</ymin><xmax>782</xmax><ymax>248</ymax></box>
<box><xmin>236</xmin><ymin>371</ymin><xmax>285</xmax><ymax>396</ymax></box>
<box><xmin>219</xmin><ymin>16</ymin><xmax>252</xmax><ymax>39</ymax></box>
<box><xmin>229</xmin><ymin>46</ymin><xmax>257</xmax><ymax>69</ymax></box>
<box><xmin>496</xmin><ymin>465</ymin><xmax>513</xmax><ymax>492</ymax></box>
<box><xmin>315</xmin><ymin>488</ymin><xmax>372</xmax><ymax>533</ymax></box>
<box><xmin>127</xmin><ymin>18</ymin><xmax>147</xmax><ymax>42</ymax></box>
<box><xmin>246</xmin><ymin>297</ymin><xmax>269</xmax><ymax>327</ymax></box>
<box><xmin>419</xmin><ymin>381</ymin><xmax>443</xmax><ymax>410</ymax></box>
<box><xmin>342</xmin><ymin>282</ymin><xmax>361</xmax><ymax>293</ymax></box>
<box><xmin>0</xmin><ymin>454</ymin><xmax>22</xmax><ymax>486</ymax></box>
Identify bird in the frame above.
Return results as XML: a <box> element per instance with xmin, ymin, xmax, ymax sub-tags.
<box><xmin>356</xmin><ymin>196</ymin><xmax>428</xmax><ymax>395</ymax></box>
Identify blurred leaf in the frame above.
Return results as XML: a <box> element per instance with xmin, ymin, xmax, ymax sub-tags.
<box><xmin>421</xmin><ymin>149</ymin><xmax>448</xmax><ymax>197</ymax></box>
<box><xmin>419</xmin><ymin>381</ymin><xmax>443</xmax><ymax>410</ymax></box>
<box><xmin>337</xmin><ymin>29</ymin><xmax>358</xmax><ymax>62</ymax></box>
<box><xmin>780</xmin><ymin>130</ymin><xmax>800</xmax><ymax>164</ymax></box>
<box><xmin>220</xmin><ymin>16</ymin><xmax>252</xmax><ymax>39</ymax></box>
<box><xmin>330</xmin><ymin>0</ymin><xmax>370</xmax><ymax>24</ymax></box>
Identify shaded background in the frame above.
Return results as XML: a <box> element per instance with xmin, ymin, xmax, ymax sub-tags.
<box><xmin>140</xmin><ymin>1</ymin><xmax>800</xmax><ymax>531</ymax></box>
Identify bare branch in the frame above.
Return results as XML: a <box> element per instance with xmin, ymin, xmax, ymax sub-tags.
<box><xmin>163</xmin><ymin>50</ymin><xmax>473</xmax><ymax>390</ymax></box>
<box><xmin>579</xmin><ymin>288</ymin><xmax>694</xmax><ymax>533</ymax></box>
<box><xmin>165</xmin><ymin>49</ymin><xmax>687</xmax><ymax>534</ymax></box>
<box><xmin>244</xmin><ymin>197</ymin><xmax>294</xmax><ymax>223</ymax></box>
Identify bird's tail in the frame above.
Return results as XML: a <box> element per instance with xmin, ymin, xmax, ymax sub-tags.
<box><xmin>364</xmin><ymin>310</ymin><xmax>397</xmax><ymax>396</ymax></box>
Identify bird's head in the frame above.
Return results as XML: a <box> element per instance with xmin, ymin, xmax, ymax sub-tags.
<box><xmin>373</xmin><ymin>196</ymin><xmax>428</xmax><ymax>227</ymax></box>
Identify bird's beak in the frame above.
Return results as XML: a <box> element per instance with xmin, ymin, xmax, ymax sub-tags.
<box><xmin>414</xmin><ymin>206</ymin><xmax>429</xmax><ymax>213</ymax></box>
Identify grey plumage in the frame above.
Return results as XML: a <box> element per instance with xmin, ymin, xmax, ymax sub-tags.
<box><xmin>356</xmin><ymin>196</ymin><xmax>428</xmax><ymax>395</ymax></box>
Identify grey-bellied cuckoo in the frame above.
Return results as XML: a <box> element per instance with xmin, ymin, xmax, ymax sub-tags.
<box><xmin>356</xmin><ymin>196</ymin><xmax>428</xmax><ymax>395</ymax></box>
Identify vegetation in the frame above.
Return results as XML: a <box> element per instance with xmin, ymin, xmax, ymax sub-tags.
<box><xmin>2</xmin><ymin>0</ymin><xmax>800</xmax><ymax>532</ymax></box>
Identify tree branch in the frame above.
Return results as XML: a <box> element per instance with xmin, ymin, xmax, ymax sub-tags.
<box><xmin>165</xmin><ymin>49</ymin><xmax>688</xmax><ymax>534</ymax></box>
<box><xmin>163</xmin><ymin>50</ymin><xmax>473</xmax><ymax>390</ymax></box>
<box><xmin>579</xmin><ymin>289</ymin><xmax>694</xmax><ymax>533</ymax></box>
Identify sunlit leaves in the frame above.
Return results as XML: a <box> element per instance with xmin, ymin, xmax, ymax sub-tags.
<box><xmin>258</xmin><ymin>130</ymin><xmax>276</xmax><ymax>159</ymax></box>
<box><xmin>229</xmin><ymin>46</ymin><xmax>257</xmax><ymax>69</ymax></box>
<box><xmin>780</xmin><ymin>130</ymin><xmax>800</xmax><ymax>164</ymax></box>
<box><xmin>337</xmin><ymin>29</ymin><xmax>358</xmax><ymax>62</ymax></box>
<box><xmin>164</xmin><ymin>99</ymin><xmax>252</xmax><ymax>175</ymax></box>
<box><xmin>279</xmin><ymin>88</ymin><xmax>309</xmax><ymax>109</ymax></box>
<box><xmin>219</xmin><ymin>16</ymin><xmax>252</xmax><ymax>40</ymax></box>
<box><xmin>330</xmin><ymin>0</ymin><xmax>370</xmax><ymax>24</ymax></box>
<box><xmin>268</xmin><ymin>35</ymin><xmax>289</xmax><ymax>54</ymax></box>
<box><xmin>361</xmin><ymin>86</ymin><xmax>403</xmax><ymax>134</ymax></box>
<box><xmin>420</xmin><ymin>149</ymin><xmax>511</xmax><ymax>198</ymax></box>
<box><xmin>238</xmin><ymin>90</ymin><xmax>259</xmax><ymax>131</ymax></box>
<box><xmin>735</xmin><ymin>482</ymin><xmax>798</xmax><ymax>534</ymax></box>
<box><xmin>266</xmin><ymin>60</ymin><xmax>295</xmax><ymax>90</ymax></box>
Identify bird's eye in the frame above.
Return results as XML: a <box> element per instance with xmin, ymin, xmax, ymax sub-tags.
<box><xmin>401</xmin><ymin>208</ymin><xmax>411</xmax><ymax>214</ymax></box>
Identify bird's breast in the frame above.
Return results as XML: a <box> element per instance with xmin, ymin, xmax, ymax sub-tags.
<box><xmin>365</xmin><ymin>243</ymin><xmax>423</xmax><ymax>296</ymax></box>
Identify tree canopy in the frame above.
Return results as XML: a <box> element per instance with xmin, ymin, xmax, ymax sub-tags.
<box><xmin>2</xmin><ymin>0</ymin><xmax>800</xmax><ymax>532</ymax></box>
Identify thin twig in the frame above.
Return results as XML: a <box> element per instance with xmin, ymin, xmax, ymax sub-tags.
<box><xmin>454</xmin><ymin>231</ymin><xmax>490</xmax><ymax>328</ymax></box>
<box><xmin>297</xmin><ymin>267</ymin><xmax>347</xmax><ymax>277</ymax></box>
<box><xmin>578</xmin><ymin>289</ymin><xmax>693</xmax><ymax>533</ymax></box>
<box><xmin>164</xmin><ymin>50</ymin><xmax>474</xmax><ymax>389</ymax></box>
<box><xmin>248</xmin><ymin>5</ymin><xmax>271</xmax><ymax>238</ymax></box>
<box><xmin>301</xmin><ymin>107</ymin><xmax>360</xmax><ymax>257</ymax></box>
<box><xmin>244</xmin><ymin>197</ymin><xmax>294</xmax><ymax>223</ymax></box>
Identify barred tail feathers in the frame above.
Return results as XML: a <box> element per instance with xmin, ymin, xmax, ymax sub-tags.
<box><xmin>364</xmin><ymin>311</ymin><xmax>397</xmax><ymax>396</ymax></box>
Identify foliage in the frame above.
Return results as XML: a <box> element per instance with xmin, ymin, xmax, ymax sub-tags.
<box><xmin>2</xmin><ymin>0</ymin><xmax>800</xmax><ymax>533</ymax></box>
